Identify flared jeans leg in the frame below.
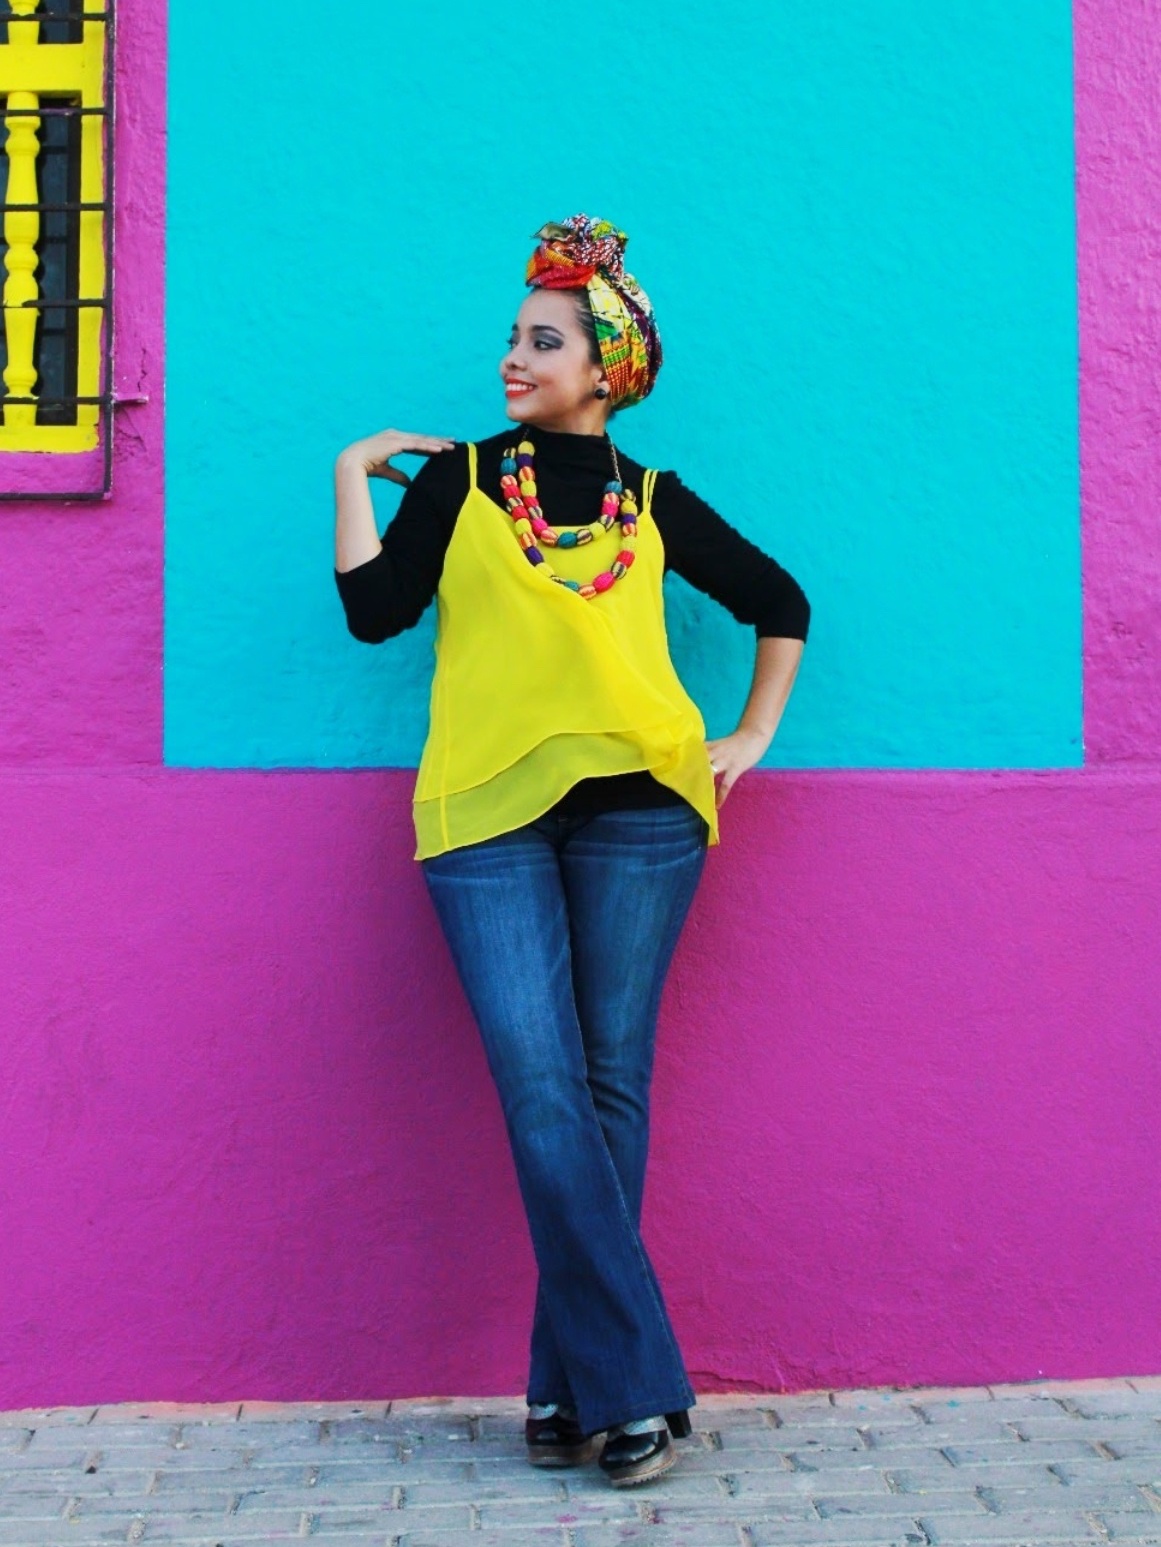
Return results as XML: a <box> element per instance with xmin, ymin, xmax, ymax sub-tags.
<box><xmin>420</xmin><ymin>803</ymin><xmax>708</xmax><ymax>1437</ymax></box>
<box><xmin>524</xmin><ymin>805</ymin><xmax>710</xmax><ymax>1418</ymax></box>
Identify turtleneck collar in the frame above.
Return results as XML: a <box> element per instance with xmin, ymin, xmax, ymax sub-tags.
<box><xmin>511</xmin><ymin>420</ymin><xmax>622</xmax><ymax>476</ymax></box>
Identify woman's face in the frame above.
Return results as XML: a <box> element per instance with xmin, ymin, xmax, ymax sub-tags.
<box><xmin>499</xmin><ymin>288</ymin><xmax>611</xmax><ymax>430</ymax></box>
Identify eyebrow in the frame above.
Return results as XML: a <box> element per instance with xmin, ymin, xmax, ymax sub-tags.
<box><xmin>509</xmin><ymin>323</ymin><xmax>564</xmax><ymax>336</ymax></box>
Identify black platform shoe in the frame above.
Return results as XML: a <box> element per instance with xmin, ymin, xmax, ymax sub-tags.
<box><xmin>524</xmin><ymin>1406</ymin><xmax>599</xmax><ymax>1467</ymax></box>
<box><xmin>598</xmin><ymin>1410</ymin><xmax>691</xmax><ymax>1487</ymax></box>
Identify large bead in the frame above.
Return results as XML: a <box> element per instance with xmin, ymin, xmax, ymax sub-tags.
<box><xmin>621</xmin><ymin>521</ymin><xmax>637</xmax><ymax>537</ymax></box>
<box><xmin>500</xmin><ymin>457</ymin><xmax>517</xmax><ymax>474</ymax></box>
<box><xmin>610</xmin><ymin>560</ymin><xmax>626</xmax><ymax>579</ymax></box>
<box><xmin>531</xmin><ymin>517</ymin><xmax>549</xmax><ymax>534</ymax></box>
<box><xmin>617</xmin><ymin>549</ymin><xmax>636</xmax><ymax>567</ymax></box>
<box><xmin>592</xmin><ymin>571</ymin><xmax>615</xmax><ymax>592</ymax></box>
<box><xmin>579</xmin><ymin>584</ymin><xmax>598</xmax><ymax>599</ymax></box>
<box><xmin>576</xmin><ymin>529</ymin><xmax>594</xmax><ymax>545</ymax></box>
<box><xmin>621</xmin><ymin>500</ymin><xmax>638</xmax><ymax>515</ymax></box>
<box><xmin>512</xmin><ymin>518</ymin><xmax>531</xmax><ymax>535</ymax></box>
<box><xmin>558</xmin><ymin>530</ymin><xmax>578</xmax><ymax>548</ymax></box>
<box><xmin>517</xmin><ymin>440</ymin><xmax>535</xmax><ymax>455</ymax></box>
<box><xmin>518</xmin><ymin>532</ymin><xmax>536</xmax><ymax>549</ymax></box>
<box><xmin>527</xmin><ymin>548</ymin><xmax>545</xmax><ymax>565</ymax></box>
<box><xmin>604</xmin><ymin>480</ymin><xmax>623</xmax><ymax>493</ymax></box>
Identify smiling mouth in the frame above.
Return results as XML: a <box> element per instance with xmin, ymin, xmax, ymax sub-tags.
<box><xmin>505</xmin><ymin>382</ymin><xmax>536</xmax><ymax>395</ymax></box>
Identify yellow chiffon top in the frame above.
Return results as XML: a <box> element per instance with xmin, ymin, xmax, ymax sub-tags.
<box><xmin>412</xmin><ymin>440</ymin><xmax>721</xmax><ymax>861</ymax></box>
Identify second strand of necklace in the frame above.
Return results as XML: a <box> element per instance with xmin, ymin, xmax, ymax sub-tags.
<box><xmin>498</xmin><ymin>436</ymin><xmax>638</xmax><ymax>598</ymax></box>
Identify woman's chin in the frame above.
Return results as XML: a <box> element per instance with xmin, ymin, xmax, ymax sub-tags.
<box><xmin>505</xmin><ymin>400</ymin><xmax>540</xmax><ymax>421</ymax></box>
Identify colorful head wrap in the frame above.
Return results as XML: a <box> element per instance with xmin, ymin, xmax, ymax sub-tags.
<box><xmin>525</xmin><ymin>213</ymin><xmax>663</xmax><ymax>410</ymax></box>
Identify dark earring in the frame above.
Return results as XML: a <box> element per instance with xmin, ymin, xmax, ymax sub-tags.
<box><xmin>594</xmin><ymin>386</ymin><xmax>609</xmax><ymax>399</ymax></box>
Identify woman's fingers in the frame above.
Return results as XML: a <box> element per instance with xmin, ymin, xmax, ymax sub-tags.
<box><xmin>358</xmin><ymin>431</ymin><xmax>455</xmax><ymax>480</ymax></box>
<box><xmin>413</xmin><ymin>435</ymin><xmax>456</xmax><ymax>450</ymax></box>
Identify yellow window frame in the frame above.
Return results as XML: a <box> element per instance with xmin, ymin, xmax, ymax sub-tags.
<box><xmin>0</xmin><ymin>0</ymin><xmax>108</xmax><ymax>452</ymax></box>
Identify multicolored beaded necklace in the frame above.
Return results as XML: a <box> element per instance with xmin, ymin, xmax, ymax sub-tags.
<box><xmin>499</xmin><ymin>435</ymin><xmax>637</xmax><ymax>598</ymax></box>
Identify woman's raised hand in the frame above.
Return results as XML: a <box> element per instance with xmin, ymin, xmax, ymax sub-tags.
<box><xmin>339</xmin><ymin>428</ymin><xmax>456</xmax><ymax>486</ymax></box>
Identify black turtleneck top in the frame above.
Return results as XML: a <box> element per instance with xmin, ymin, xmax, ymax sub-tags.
<box><xmin>335</xmin><ymin>423</ymin><xmax>810</xmax><ymax>817</ymax></box>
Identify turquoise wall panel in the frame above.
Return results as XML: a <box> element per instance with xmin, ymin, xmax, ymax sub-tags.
<box><xmin>165</xmin><ymin>1</ymin><xmax>1080</xmax><ymax>769</ymax></box>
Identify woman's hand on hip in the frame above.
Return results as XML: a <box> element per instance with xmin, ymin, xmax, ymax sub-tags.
<box><xmin>705</xmin><ymin>726</ymin><xmax>771</xmax><ymax>808</ymax></box>
<box><xmin>336</xmin><ymin>428</ymin><xmax>456</xmax><ymax>486</ymax></box>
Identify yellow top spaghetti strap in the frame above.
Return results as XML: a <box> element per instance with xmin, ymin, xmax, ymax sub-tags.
<box><xmin>412</xmin><ymin>439</ymin><xmax>720</xmax><ymax>860</ymax></box>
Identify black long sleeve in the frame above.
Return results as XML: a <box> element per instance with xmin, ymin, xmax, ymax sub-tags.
<box><xmin>335</xmin><ymin>428</ymin><xmax>810</xmax><ymax>645</ymax></box>
<box><xmin>333</xmin><ymin>443</ymin><xmax>463</xmax><ymax>643</ymax></box>
<box><xmin>652</xmin><ymin>469</ymin><xmax>811</xmax><ymax>640</ymax></box>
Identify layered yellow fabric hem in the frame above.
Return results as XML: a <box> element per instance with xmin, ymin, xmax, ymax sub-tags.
<box><xmin>414</xmin><ymin>726</ymin><xmax>720</xmax><ymax>861</ymax></box>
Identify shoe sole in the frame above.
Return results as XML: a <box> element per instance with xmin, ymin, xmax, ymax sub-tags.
<box><xmin>604</xmin><ymin>1441</ymin><xmax>678</xmax><ymax>1487</ymax></box>
<box><xmin>527</xmin><ymin>1437</ymin><xmax>600</xmax><ymax>1467</ymax></box>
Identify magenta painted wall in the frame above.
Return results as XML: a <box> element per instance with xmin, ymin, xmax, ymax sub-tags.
<box><xmin>0</xmin><ymin>0</ymin><xmax>164</xmax><ymax>766</ymax></box>
<box><xmin>2</xmin><ymin>770</ymin><xmax>1159</xmax><ymax>1406</ymax></box>
<box><xmin>1076</xmin><ymin>0</ymin><xmax>1161</xmax><ymax>763</ymax></box>
<box><xmin>1</xmin><ymin>0</ymin><xmax>1159</xmax><ymax>1409</ymax></box>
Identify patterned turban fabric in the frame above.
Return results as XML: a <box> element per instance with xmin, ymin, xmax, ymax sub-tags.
<box><xmin>524</xmin><ymin>214</ymin><xmax>663</xmax><ymax>409</ymax></box>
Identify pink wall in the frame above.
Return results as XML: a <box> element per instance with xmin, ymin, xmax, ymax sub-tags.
<box><xmin>0</xmin><ymin>0</ymin><xmax>164</xmax><ymax>765</ymax></box>
<box><xmin>1077</xmin><ymin>0</ymin><xmax>1161</xmax><ymax>764</ymax></box>
<box><xmin>1</xmin><ymin>0</ymin><xmax>1159</xmax><ymax>1408</ymax></box>
<box><xmin>2</xmin><ymin>770</ymin><xmax>1159</xmax><ymax>1406</ymax></box>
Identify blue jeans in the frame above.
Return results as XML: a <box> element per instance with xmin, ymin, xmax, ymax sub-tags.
<box><xmin>420</xmin><ymin>801</ymin><xmax>709</xmax><ymax>1437</ymax></box>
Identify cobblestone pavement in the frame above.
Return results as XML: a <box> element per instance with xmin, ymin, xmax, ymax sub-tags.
<box><xmin>1</xmin><ymin>1377</ymin><xmax>1159</xmax><ymax>1546</ymax></box>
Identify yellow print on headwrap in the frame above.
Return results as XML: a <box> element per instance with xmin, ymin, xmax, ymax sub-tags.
<box><xmin>524</xmin><ymin>214</ymin><xmax>663</xmax><ymax>409</ymax></box>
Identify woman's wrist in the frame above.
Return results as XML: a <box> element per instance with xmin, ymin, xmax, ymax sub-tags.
<box><xmin>735</xmin><ymin>717</ymin><xmax>777</xmax><ymax>753</ymax></box>
<box><xmin>334</xmin><ymin>451</ymin><xmax>381</xmax><ymax>572</ymax></box>
<box><xmin>335</xmin><ymin>447</ymin><xmax>371</xmax><ymax>477</ymax></box>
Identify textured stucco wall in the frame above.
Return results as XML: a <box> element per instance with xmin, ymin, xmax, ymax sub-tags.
<box><xmin>0</xmin><ymin>0</ymin><xmax>1159</xmax><ymax>1410</ymax></box>
<box><xmin>1076</xmin><ymin>0</ymin><xmax>1161</xmax><ymax>762</ymax></box>
<box><xmin>0</xmin><ymin>5</ymin><xmax>163</xmax><ymax>761</ymax></box>
<box><xmin>165</xmin><ymin>1</ymin><xmax>1082</xmax><ymax>772</ymax></box>
<box><xmin>2</xmin><ymin>771</ymin><xmax>1159</xmax><ymax>1407</ymax></box>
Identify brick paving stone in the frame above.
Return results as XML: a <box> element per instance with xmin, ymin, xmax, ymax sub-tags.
<box><xmin>940</xmin><ymin>1438</ymin><xmax>1113</xmax><ymax>1465</ymax></box>
<box><xmin>1092</xmin><ymin>1521</ymin><xmax>1161</xmax><ymax>1543</ymax></box>
<box><xmin>724</xmin><ymin>1468</ymin><xmax>888</xmax><ymax>1499</ymax></box>
<box><xmin>0</xmin><ymin>1379</ymin><xmax>1157</xmax><ymax>1546</ymax></box>
<box><xmin>744</xmin><ymin>1520</ymin><xmax>931</xmax><ymax>1544</ymax></box>
<box><xmin>477</xmin><ymin>1495</ymin><xmax>641</xmax><ymax>1527</ymax></box>
<box><xmin>1003</xmin><ymin>1417</ymin><xmax>1161</xmax><ymax>1444</ymax></box>
<box><xmin>396</xmin><ymin>1532</ymin><xmax>569</xmax><ymax>1546</ymax></box>
<box><xmin>987</xmin><ymin>1377</ymin><xmax>1138</xmax><ymax>1397</ymax></box>
<box><xmin>918</xmin><ymin>1508</ymin><xmax>1109</xmax><ymax>1542</ymax></box>
<box><xmin>1050</xmin><ymin>1458</ymin><xmax>1161</xmax><ymax>1488</ymax></box>
<box><xmin>572</xmin><ymin>1529</ymin><xmax>743</xmax><ymax>1546</ymax></box>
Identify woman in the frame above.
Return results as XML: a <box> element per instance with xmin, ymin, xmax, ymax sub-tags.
<box><xmin>333</xmin><ymin>214</ymin><xmax>809</xmax><ymax>1487</ymax></box>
